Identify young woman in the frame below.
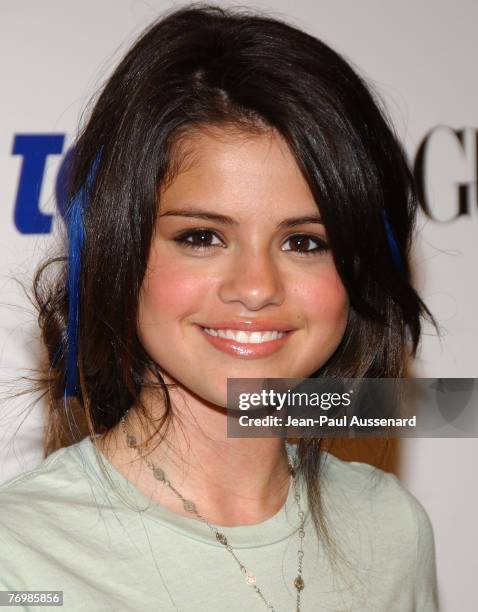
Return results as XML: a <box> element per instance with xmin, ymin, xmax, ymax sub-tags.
<box><xmin>0</xmin><ymin>5</ymin><xmax>439</xmax><ymax>611</ymax></box>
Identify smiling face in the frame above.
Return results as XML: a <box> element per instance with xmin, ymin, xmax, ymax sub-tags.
<box><xmin>137</xmin><ymin>125</ymin><xmax>349</xmax><ymax>407</ymax></box>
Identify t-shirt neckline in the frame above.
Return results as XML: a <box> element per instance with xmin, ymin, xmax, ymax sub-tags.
<box><xmin>72</xmin><ymin>435</ymin><xmax>308</xmax><ymax>549</ymax></box>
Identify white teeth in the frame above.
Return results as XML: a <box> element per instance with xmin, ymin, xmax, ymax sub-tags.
<box><xmin>202</xmin><ymin>328</ymin><xmax>286</xmax><ymax>343</ymax></box>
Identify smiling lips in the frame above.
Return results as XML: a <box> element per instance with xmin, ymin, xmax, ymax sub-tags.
<box><xmin>196</xmin><ymin>320</ymin><xmax>296</xmax><ymax>358</ymax></box>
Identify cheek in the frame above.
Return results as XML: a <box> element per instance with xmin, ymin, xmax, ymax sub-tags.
<box><xmin>296</xmin><ymin>269</ymin><xmax>349</xmax><ymax>329</ymax></box>
<box><xmin>138</xmin><ymin>261</ymin><xmax>208</xmax><ymax>326</ymax></box>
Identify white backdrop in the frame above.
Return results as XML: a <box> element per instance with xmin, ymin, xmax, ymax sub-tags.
<box><xmin>0</xmin><ymin>2</ymin><xmax>476</xmax><ymax>610</ymax></box>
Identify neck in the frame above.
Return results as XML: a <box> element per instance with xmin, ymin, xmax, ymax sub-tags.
<box><xmin>98</xmin><ymin>383</ymin><xmax>292</xmax><ymax>526</ymax></box>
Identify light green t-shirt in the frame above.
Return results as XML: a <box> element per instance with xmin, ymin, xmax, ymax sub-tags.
<box><xmin>0</xmin><ymin>437</ymin><xmax>438</xmax><ymax>611</ymax></box>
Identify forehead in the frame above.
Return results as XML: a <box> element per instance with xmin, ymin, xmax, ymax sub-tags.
<box><xmin>159</xmin><ymin>126</ymin><xmax>319</xmax><ymax>219</ymax></box>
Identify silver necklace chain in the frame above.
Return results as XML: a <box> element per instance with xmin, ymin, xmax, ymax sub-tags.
<box><xmin>120</xmin><ymin>411</ymin><xmax>306</xmax><ymax>611</ymax></box>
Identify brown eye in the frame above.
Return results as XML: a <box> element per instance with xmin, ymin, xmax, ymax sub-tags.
<box><xmin>174</xmin><ymin>229</ymin><xmax>224</xmax><ymax>251</ymax></box>
<box><xmin>282</xmin><ymin>234</ymin><xmax>329</xmax><ymax>256</ymax></box>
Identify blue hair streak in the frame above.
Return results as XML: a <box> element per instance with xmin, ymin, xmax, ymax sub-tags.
<box><xmin>383</xmin><ymin>211</ymin><xmax>405</xmax><ymax>275</ymax></box>
<box><xmin>64</xmin><ymin>154</ymin><xmax>101</xmax><ymax>398</ymax></box>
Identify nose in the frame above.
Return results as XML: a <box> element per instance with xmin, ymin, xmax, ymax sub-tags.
<box><xmin>218</xmin><ymin>248</ymin><xmax>285</xmax><ymax>311</ymax></box>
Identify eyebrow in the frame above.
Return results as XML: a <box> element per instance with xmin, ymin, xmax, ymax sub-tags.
<box><xmin>158</xmin><ymin>208</ymin><xmax>323</xmax><ymax>229</ymax></box>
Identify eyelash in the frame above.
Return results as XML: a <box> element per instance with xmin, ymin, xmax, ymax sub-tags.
<box><xmin>173</xmin><ymin>229</ymin><xmax>329</xmax><ymax>256</ymax></box>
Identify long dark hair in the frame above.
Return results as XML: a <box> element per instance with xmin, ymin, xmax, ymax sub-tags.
<box><xmin>32</xmin><ymin>3</ymin><xmax>436</xmax><ymax>560</ymax></box>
